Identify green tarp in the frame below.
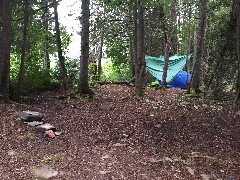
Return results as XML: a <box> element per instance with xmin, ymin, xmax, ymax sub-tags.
<box><xmin>145</xmin><ymin>54</ymin><xmax>192</xmax><ymax>83</ymax></box>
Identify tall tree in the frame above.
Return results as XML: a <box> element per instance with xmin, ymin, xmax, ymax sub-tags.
<box><xmin>42</xmin><ymin>0</ymin><xmax>50</xmax><ymax>71</ymax></box>
<box><xmin>0</xmin><ymin>0</ymin><xmax>12</xmax><ymax>99</ymax></box>
<box><xmin>129</xmin><ymin>31</ymin><xmax>135</xmax><ymax>79</ymax></box>
<box><xmin>79</xmin><ymin>0</ymin><xmax>92</xmax><ymax>95</ymax></box>
<box><xmin>17</xmin><ymin>0</ymin><xmax>29</xmax><ymax>100</ymax></box>
<box><xmin>185</xmin><ymin>1</ymin><xmax>193</xmax><ymax>93</ymax></box>
<box><xmin>134</xmin><ymin>0</ymin><xmax>145</xmax><ymax>96</ymax></box>
<box><xmin>235</xmin><ymin>0</ymin><xmax>240</xmax><ymax>104</ymax></box>
<box><xmin>191</xmin><ymin>0</ymin><xmax>208</xmax><ymax>93</ymax></box>
<box><xmin>162</xmin><ymin>0</ymin><xmax>177</xmax><ymax>87</ymax></box>
<box><xmin>53</xmin><ymin>0</ymin><xmax>69</xmax><ymax>90</ymax></box>
<box><xmin>97</xmin><ymin>21</ymin><xmax>104</xmax><ymax>80</ymax></box>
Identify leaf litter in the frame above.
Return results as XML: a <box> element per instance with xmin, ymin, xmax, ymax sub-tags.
<box><xmin>0</xmin><ymin>85</ymin><xmax>240</xmax><ymax>179</ymax></box>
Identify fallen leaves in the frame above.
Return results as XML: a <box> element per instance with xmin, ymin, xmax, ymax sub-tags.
<box><xmin>0</xmin><ymin>85</ymin><xmax>240</xmax><ymax>179</ymax></box>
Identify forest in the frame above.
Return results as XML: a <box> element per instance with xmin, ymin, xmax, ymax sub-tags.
<box><xmin>0</xmin><ymin>0</ymin><xmax>240</xmax><ymax>179</ymax></box>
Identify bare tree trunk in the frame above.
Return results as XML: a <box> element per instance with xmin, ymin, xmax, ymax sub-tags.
<box><xmin>53</xmin><ymin>0</ymin><xmax>69</xmax><ymax>90</ymax></box>
<box><xmin>128</xmin><ymin>8</ymin><xmax>135</xmax><ymax>79</ymax></box>
<box><xmin>97</xmin><ymin>24</ymin><xmax>104</xmax><ymax>80</ymax></box>
<box><xmin>162</xmin><ymin>0</ymin><xmax>177</xmax><ymax>87</ymax></box>
<box><xmin>235</xmin><ymin>0</ymin><xmax>240</xmax><ymax>105</ymax></box>
<box><xmin>133</xmin><ymin>0</ymin><xmax>138</xmax><ymax>81</ymax></box>
<box><xmin>191</xmin><ymin>0</ymin><xmax>208</xmax><ymax>93</ymax></box>
<box><xmin>0</xmin><ymin>0</ymin><xmax>12</xmax><ymax>99</ymax></box>
<box><xmin>43</xmin><ymin>0</ymin><xmax>50</xmax><ymax>71</ymax></box>
<box><xmin>79</xmin><ymin>0</ymin><xmax>92</xmax><ymax>95</ymax></box>
<box><xmin>134</xmin><ymin>0</ymin><xmax>145</xmax><ymax>96</ymax></box>
<box><xmin>17</xmin><ymin>0</ymin><xmax>29</xmax><ymax>100</ymax></box>
<box><xmin>145</xmin><ymin>5</ymin><xmax>152</xmax><ymax>84</ymax></box>
<box><xmin>162</xmin><ymin>40</ymin><xmax>170</xmax><ymax>87</ymax></box>
<box><xmin>146</xmin><ymin>5</ymin><xmax>151</xmax><ymax>55</ymax></box>
<box><xmin>129</xmin><ymin>33</ymin><xmax>135</xmax><ymax>79</ymax></box>
<box><xmin>186</xmin><ymin>1</ymin><xmax>193</xmax><ymax>93</ymax></box>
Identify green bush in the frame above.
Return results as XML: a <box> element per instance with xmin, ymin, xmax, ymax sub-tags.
<box><xmin>101</xmin><ymin>60</ymin><xmax>130</xmax><ymax>81</ymax></box>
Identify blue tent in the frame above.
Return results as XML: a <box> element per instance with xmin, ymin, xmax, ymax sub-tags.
<box><xmin>170</xmin><ymin>70</ymin><xmax>191</xmax><ymax>88</ymax></box>
<box><xmin>145</xmin><ymin>54</ymin><xmax>192</xmax><ymax>88</ymax></box>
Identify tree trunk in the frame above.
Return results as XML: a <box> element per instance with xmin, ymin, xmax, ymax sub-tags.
<box><xmin>145</xmin><ymin>5</ymin><xmax>152</xmax><ymax>84</ymax></box>
<box><xmin>162</xmin><ymin>40</ymin><xmax>170</xmax><ymax>87</ymax></box>
<box><xmin>53</xmin><ymin>0</ymin><xmax>69</xmax><ymax>90</ymax></box>
<box><xmin>43</xmin><ymin>0</ymin><xmax>50</xmax><ymax>71</ymax></box>
<box><xmin>133</xmin><ymin>0</ymin><xmax>138</xmax><ymax>80</ymax></box>
<box><xmin>134</xmin><ymin>0</ymin><xmax>145</xmax><ymax>96</ymax></box>
<box><xmin>17</xmin><ymin>0</ymin><xmax>29</xmax><ymax>100</ymax></box>
<box><xmin>0</xmin><ymin>0</ymin><xmax>12</xmax><ymax>99</ymax></box>
<box><xmin>235</xmin><ymin>0</ymin><xmax>240</xmax><ymax>105</ymax></box>
<box><xmin>146</xmin><ymin>5</ymin><xmax>151</xmax><ymax>55</ymax></box>
<box><xmin>162</xmin><ymin>0</ymin><xmax>177</xmax><ymax>87</ymax></box>
<box><xmin>79</xmin><ymin>0</ymin><xmax>92</xmax><ymax>95</ymax></box>
<box><xmin>129</xmin><ymin>32</ymin><xmax>135</xmax><ymax>79</ymax></box>
<box><xmin>128</xmin><ymin>8</ymin><xmax>135</xmax><ymax>79</ymax></box>
<box><xmin>97</xmin><ymin>24</ymin><xmax>104</xmax><ymax>80</ymax></box>
<box><xmin>191</xmin><ymin>0</ymin><xmax>208</xmax><ymax>93</ymax></box>
<box><xmin>185</xmin><ymin>1</ymin><xmax>193</xmax><ymax>93</ymax></box>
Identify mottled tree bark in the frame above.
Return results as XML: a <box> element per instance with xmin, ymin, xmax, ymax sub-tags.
<box><xmin>235</xmin><ymin>0</ymin><xmax>240</xmax><ymax>105</ymax></box>
<box><xmin>17</xmin><ymin>0</ymin><xmax>29</xmax><ymax>100</ymax></box>
<box><xmin>162</xmin><ymin>0</ymin><xmax>177</xmax><ymax>87</ymax></box>
<box><xmin>79</xmin><ymin>0</ymin><xmax>92</xmax><ymax>95</ymax></box>
<box><xmin>97</xmin><ymin>24</ymin><xmax>104</xmax><ymax>80</ymax></box>
<box><xmin>134</xmin><ymin>0</ymin><xmax>145</xmax><ymax>96</ymax></box>
<box><xmin>185</xmin><ymin>1</ymin><xmax>193</xmax><ymax>93</ymax></box>
<box><xmin>53</xmin><ymin>0</ymin><xmax>69</xmax><ymax>90</ymax></box>
<box><xmin>191</xmin><ymin>0</ymin><xmax>208</xmax><ymax>93</ymax></box>
<box><xmin>43</xmin><ymin>0</ymin><xmax>50</xmax><ymax>71</ymax></box>
<box><xmin>133</xmin><ymin>0</ymin><xmax>138</xmax><ymax>81</ymax></box>
<box><xmin>129</xmin><ymin>33</ymin><xmax>135</xmax><ymax>79</ymax></box>
<box><xmin>0</xmin><ymin>0</ymin><xmax>12</xmax><ymax>99</ymax></box>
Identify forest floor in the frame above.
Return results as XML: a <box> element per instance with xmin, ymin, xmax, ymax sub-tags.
<box><xmin>0</xmin><ymin>85</ymin><xmax>240</xmax><ymax>180</ymax></box>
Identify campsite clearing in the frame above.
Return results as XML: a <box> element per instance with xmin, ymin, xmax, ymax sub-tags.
<box><xmin>0</xmin><ymin>85</ymin><xmax>239</xmax><ymax>179</ymax></box>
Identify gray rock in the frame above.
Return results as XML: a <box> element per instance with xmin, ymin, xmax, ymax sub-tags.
<box><xmin>19</xmin><ymin>111</ymin><xmax>43</xmax><ymax>122</ymax></box>
<box><xmin>35</xmin><ymin>123</ymin><xmax>56</xmax><ymax>132</ymax></box>
<box><xmin>26</xmin><ymin>121</ymin><xmax>44</xmax><ymax>127</ymax></box>
<box><xmin>31</xmin><ymin>164</ymin><xmax>58</xmax><ymax>179</ymax></box>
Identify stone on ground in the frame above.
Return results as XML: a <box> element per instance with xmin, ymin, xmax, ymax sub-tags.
<box><xmin>31</xmin><ymin>164</ymin><xmax>58</xmax><ymax>179</ymax></box>
<box><xmin>35</xmin><ymin>123</ymin><xmax>56</xmax><ymax>132</ymax></box>
<box><xmin>19</xmin><ymin>111</ymin><xmax>43</xmax><ymax>122</ymax></box>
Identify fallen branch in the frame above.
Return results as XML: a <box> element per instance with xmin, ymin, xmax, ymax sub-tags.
<box><xmin>97</xmin><ymin>81</ymin><xmax>132</xmax><ymax>86</ymax></box>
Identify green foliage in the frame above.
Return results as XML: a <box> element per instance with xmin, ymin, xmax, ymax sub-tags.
<box><xmin>88</xmin><ymin>62</ymin><xmax>99</xmax><ymax>88</ymax></box>
<box><xmin>53</xmin><ymin>58</ymin><xmax>99</xmax><ymax>90</ymax></box>
<box><xmin>10</xmin><ymin>54</ymin><xmax>59</xmax><ymax>96</ymax></box>
<box><xmin>65</xmin><ymin>58</ymin><xmax>80</xmax><ymax>86</ymax></box>
<box><xmin>204</xmin><ymin>0</ymin><xmax>238</xmax><ymax>95</ymax></box>
<box><xmin>101</xmin><ymin>60</ymin><xmax>130</xmax><ymax>81</ymax></box>
<box><xmin>8</xmin><ymin>0</ymin><xmax>73</xmax><ymax>99</ymax></box>
<box><xmin>7</xmin><ymin>0</ymin><xmax>239</xmax><ymax>100</ymax></box>
<box><xmin>106</xmin><ymin>39</ymin><xmax>130</xmax><ymax>66</ymax></box>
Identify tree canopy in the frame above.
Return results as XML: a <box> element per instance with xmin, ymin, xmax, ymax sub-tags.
<box><xmin>0</xmin><ymin>0</ymin><xmax>239</xmax><ymax>101</ymax></box>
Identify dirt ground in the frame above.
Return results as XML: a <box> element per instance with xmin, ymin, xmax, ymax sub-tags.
<box><xmin>0</xmin><ymin>85</ymin><xmax>240</xmax><ymax>180</ymax></box>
